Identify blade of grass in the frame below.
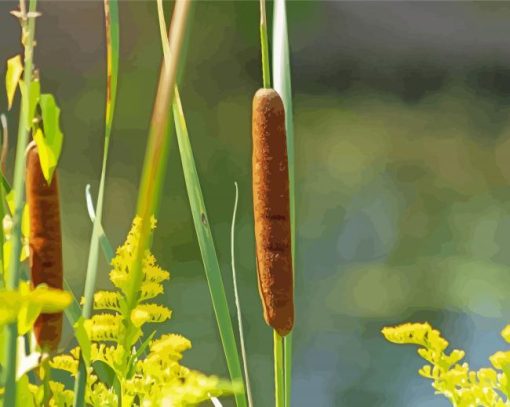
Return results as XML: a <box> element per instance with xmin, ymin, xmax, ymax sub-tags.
<box><xmin>85</xmin><ymin>184</ymin><xmax>114</xmax><ymax>262</ymax></box>
<box><xmin>273</xmin><ymin>1</ymin><xmax>295</xmax><ymax>405</ymax></box>
<box><xmin>63</xmin><ymin>279</ymin><xmax>81</xmax><ymax>326</ymax></box>
<box><xmin>173</xmin><ymin>85</ymin><xmax>247</xmax><ymax>407</ymax></box>
<box><xmin>156</xmin><ymin>3</ymin><xmax>247</xmax><ymax>405</ymax></box>
<box><xmin>230</xmin><ymin>182</ymin><xmax>253</xmax><ymax>407</ymax></box>
<box><xmin>0</xmin><ymin>114</ymin><xmax>7</xmax><ymax>289</ymax></box>
<box><xmin>73</xmin><ymin>0</ymin><xmax>119</xmax><ymax>404</ymax></box>
<box><xmin>125</xmin><ymin>0</ymin><xmax>190</xmax><ymax>313</ymax></box>
<box><xmin>4</xmin><ymin>1</ymin><xmax>38</xmax><ymax>404</ymax></box>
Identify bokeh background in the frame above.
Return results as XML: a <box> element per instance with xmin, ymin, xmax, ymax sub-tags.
<box><xmin>3</xmin><ymin>1</ymin><xmax>510</xmax><ymax>406</ymax></box>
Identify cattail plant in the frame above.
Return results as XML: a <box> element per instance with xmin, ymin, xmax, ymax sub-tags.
<box><xmin>252</xmin><ymin>1</ymin><xmax>294</xmax><ymax>406</ymax></box>
<box><xmin>26</xmin><ymin>145</ymin><xmax>64</xmax><ymax>351</ymax></box>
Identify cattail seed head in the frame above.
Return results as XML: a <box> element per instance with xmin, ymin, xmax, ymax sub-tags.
<box><xmin>252</xmin><ymin>88</ymin><xmax>294</xmax><ymax>336</ymax></box>
<box><xmin>26</xmin><ymin>146</ymin><xmax>63</xmax><ymax>351</ymax></box>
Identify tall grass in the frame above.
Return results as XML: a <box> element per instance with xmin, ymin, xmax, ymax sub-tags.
<box><xmin>73</xmin><ymin>0</ymin><xmax>119</xmax><ymax>403</ymax></box>
<box><xmin>4</xmin><ymin>1</ymin><xmax>38</xmax><ymax>404</ymax></box>
<box><xmin>272</xmin><ymin>1</ymin><xmax>295</xmax><ymax>405</ymax></box>
<box><xmin>156</xmin><ymin>2</ymin><xmax>248</xmax><ymax>406</ymax></box>
<box><xmin>230</xmin><ymin>182</ymin><xmax>254</xmax><ymax>407</ymax></box>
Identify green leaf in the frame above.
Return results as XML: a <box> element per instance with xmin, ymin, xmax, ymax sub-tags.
<box><xmin>73</xmin><ymin>317</ymin><xmax>91</xmax><ymax>367</ymax></box>
<box><xmin>32</xmin><ymin>94</ymin><xmax>63</xmax><ymax>184</ymax></box>
<box><xmin>92</xmin><ymin>360</ymin><xmax>116</xmax><ymax>387</ymax></box>
<box><xmin>5</xmin><ymin>55</ymin><xmax>23</xmax><ymax>110</ymax></box>
<box><xmin>63</xmin><ymin>278</ymin><xmax>82</xmax><ymax>327</ymax></box>
<box><xmin>33</xmin><ymin>128</ymin><xmax>57</xmax><ymax>184</ymax></box>
<box><xmin>16</xmin><ymin>374</ymin><xmax>35</xmax><ymax>407</ymax></box>
<box><xmin>38</xmin><ymin>94</ymin><xmax>63</xmax><ymax>179</ymax></box>
<box><xmin>273</xmin><ymin>1</ymin><xmax>295</xmax><ymax>405</ymax></box>
<box><xmin>173</xmin><ymin>87</ymin><xmax>246</xmax><ymax>407</ymax></box>
<box><xmin>18</xmin><ymin>79</ymin><xmax>40</xmax><ymax>130</ymax></box>
<box><xmin>17</xmin><ymin>300</ymin><xmax>42</xmax><ymax>335</ymax></box>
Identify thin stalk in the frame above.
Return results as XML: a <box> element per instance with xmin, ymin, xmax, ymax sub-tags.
<box><xmin>273</xmin><ymin>1</ymin><xmax>295</xmax><ymax>405</ymax></box>
<box><xmin>173</xmin><ymin>86</ymin><xmax>247</xmax><ymax>407</ymax></box>
<box><xmin>125</xmin><ymin>0</ymin><xmax>190</xmax><ymax>313</ymax></box>
<box><xmin>274</xmin><ymin>331</ymin><xmax>285</xmax><ymax>407</ymax></box>
<box><xmin>231</xmin><ymin>182</ymin><xmax>253</xmax><ymax>407</ymax></box>
<box><xmin>157</xmin><ymin>4</ymin><xmax>248</xmax><ymax>405</ymax></box>
<box><xmin>259</xmin><ymin>0</ymin><xmax>271</xmax><ymax>89</ymax></box>
<box><xmin>4</xmin><ymin>1</ymin><xmax>38</xmax><ymax>405</ymax></box>
<box><xmin>73</xmin><ymin>0</ymin><xmax>119</xmax><ymax>404</ymax></box>
<box><xmin>118</xmin><ymin>0</ymin><xmax>191</xmax><ymax>372</ymax></box>
<box><xmin>0</xmin><ymin>114</ymin><xmax>8</xmax><ymax>288</ymax></box>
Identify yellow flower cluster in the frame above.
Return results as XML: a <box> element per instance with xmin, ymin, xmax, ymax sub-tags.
<box><xmin>382</xmin><ymin>322</ymin><xmax>510</xmax><ymax>407</ymax></box>
<box><xmin>46</xmin><ymin>217</ymin><xmax>238</xmax><ymax>406</ymax></box>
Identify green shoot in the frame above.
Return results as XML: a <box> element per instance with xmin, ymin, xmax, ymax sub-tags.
<box><xmin>231</xmin><ymin>182</ymin><xmax>254</xmax><ymax>407</ymax></box>
<box><xmin>173</xmin><ymin>88</ymin><xmax>247</xmax><ymax>407</ymax></box>
<box><xmin>73</xmin><ymin>0</ymin><xmax>119</xmax><ymax>404</ymax></box>
<box><xmin>273</xmin><ymin>1</ymin><xmax>295</xmax><ymax>405</ymax></box>
<box><xmin>156</xmin><ymin>2</ymin><xmax>247</xmax><ymax>406</ymax></box>
<box><xmin>4</xmin><ymin>1</ymin><xmax>39</xmax><ymax>404</ymax></box>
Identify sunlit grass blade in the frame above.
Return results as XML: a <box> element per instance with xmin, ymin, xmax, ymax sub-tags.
<box><xmin>63</xmin><ymin>279</ymin><xmax>81</xmax><ymax>326</ymax></box>
<box><xmin>4</xmin><ymin>1</ymin><xmax>38</xmax><ymax>404</ymax></box>
<box><xmin>73</xmin><ymin>0</ymin><xmax>119</xmax><ymax>404</ymax></box>
<box><xmin>173</xmin><ymin>88</ymin><xmax>246</xmax><ymax>407</ymax></box>
<box><xmin>230</xmin><ymin>182</ymin><xmax>253</xmax><ymax>407</ymax></box>
<box><xmin>156</xmin><ymin>3</ymin><xmax>246</xmax><ymax>405</ymax></box>
<box><xmin>85</xmin><ymin>184</ymin><xmax>114</xmax><ymax>262</ymax></box>
<box><xmin>273</xmin><ymin>1</ymin><xmax>295</xmax><ymax>405</ymax></box>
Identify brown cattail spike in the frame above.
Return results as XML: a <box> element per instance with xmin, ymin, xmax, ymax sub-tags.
<box><xmin>252</xmin><ymin>88</ymin><xmax>294</xmax><ymax>336</ymax></box>
<box><xmin>26</xmin><ymin>146</ymin><xmax>63</xmax><ymax>351</ymax></box>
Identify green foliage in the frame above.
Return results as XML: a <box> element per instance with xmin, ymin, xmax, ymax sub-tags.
<box><xmin>47</xmin><ymin>217</ymin><xmax>238</xmax><ymax>406</ymax></box>
<box><xmin>35</xmin><ymin>94</ymin><xmax>64</xmax><ymax>183</ymax></box>
<box><xmin>382</xmin><ymin>322</ymin><xmax>510</xmax><ymax>406</ymax></box>
<box><xmin>5</xmin><ymin>55</ymin><xmax>23</xmax><ymax>110</ymax></box>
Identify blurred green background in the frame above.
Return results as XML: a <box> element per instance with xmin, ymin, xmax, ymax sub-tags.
<box><xmin>4</xmin><ymin>1</ymin><xmax>510</xmax><ymax>406</ymax></box>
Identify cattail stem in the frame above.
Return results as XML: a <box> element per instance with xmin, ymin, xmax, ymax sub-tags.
<box><xmin>4</xmin><ymin>1</ymin><xmax>38</xmax><ymax>404</ymax></box>
<box><xmin>259</xmin><ymin>0</ymin><xmax>271</xmax><ymax>89</ymax></box>
<box><xmin>274</xmin><ymin>331</ymin><xmax>285</xmax><ymax>407</ymax></box>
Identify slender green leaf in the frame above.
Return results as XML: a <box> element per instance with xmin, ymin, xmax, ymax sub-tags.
<box><xmin>155</xmin><ymin>4</ymin><xmax>246</xmax><ymax>405</ymax></box>
<box><xmin>4</xmin><ymin>1</ymin><xmax>39</xmax><ymax>404</ymax></box>
<box><xmin>63</xmin><ymin>279</ymin><xmax>81</xmax><ymax>327</ymax></box>
<box><xmin>73</xmin><ymin>0</ymin><xmax>119</xmax><ymax>404</ymax></box>
<box><xmin>173</xmin><ymin>88</ymin><xmax>246</xmax><ymax>407</ymax></box>
<box><xmin>230</xmin><ymin>183</ymin><xmax>253</xmax><ymax>407</ymax></box>
<box><xmin>85</xmin><ymin>184</ymin><xmax>114</xmax><ymax>263</ymax></box>
<box><xmin>73</xmin><ymin>317</ymin><xmax>91</xmax><ymax>367</ymax></box>
<box><xmin>5</xmin><ymin>55</ymin><xmax>23</xmax><ymax>110</ymax></box>
<box><xmin>273</xmin><ymin>0</ymin><xmax>295</xmax><ymax>404</ymax></box>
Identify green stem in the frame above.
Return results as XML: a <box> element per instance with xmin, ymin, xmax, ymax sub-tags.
<box><xmin>272</xmin><ymin>1</ymin><xmax>294</xmax><ymax>404</ymax></box>
<box><xmin>0</xmin><ymin>115</ymin><xmax>7</xmax><ymax>289</ymax></box>
<box><xmin>274</xmin><ymin>331</ymin><xmax>285</xmax><ymax>407</ymax></box>
<box><xmin>73</xmin><ymin>0</ymin><xmax>119</xmax><ymax>404</ymax></box>
<box><xmin>4</xmin><ymin>1</ymin><xmax>38</xmax><ymax>405</ymax></box>
<box><xmin>259</xmin><ymin>0</ymin><xmax>271</xmax><ymax>89</ymax></box>
<box><xmin>125</xmin><ymin>0</ymin><xmax>190</xmax><ymax>314</ymax></box>
<box><xmin>230</xmin><ymin>183</ymin><xmax>253</xmax><ymax>407</ymax></box>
